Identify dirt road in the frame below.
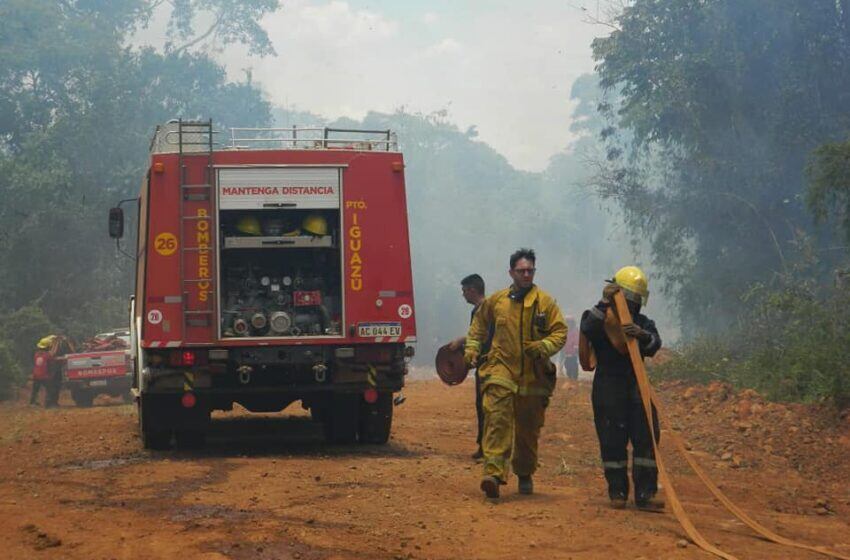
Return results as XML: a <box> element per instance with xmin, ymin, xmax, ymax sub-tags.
<box><xmin>1</xmin><ymin>376</ymin><xmax>849</xmax><ymax>559</ymax></box>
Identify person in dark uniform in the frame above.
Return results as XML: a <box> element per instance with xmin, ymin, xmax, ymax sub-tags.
<box><xmin>449</xmin><ymin>273</ymin><xmax>492</xmax><ymax>460</ymax></box>
<box><xmin>580</xmin><ymin>266</ymin><xmax>662</xmax><ymax>510</ymax></box>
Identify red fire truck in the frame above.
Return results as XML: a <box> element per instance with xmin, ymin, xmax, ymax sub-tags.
<box><xmin>109</xmin><ymin>121</ymin><xmax>416</xmax><ymax>449</ymax></box>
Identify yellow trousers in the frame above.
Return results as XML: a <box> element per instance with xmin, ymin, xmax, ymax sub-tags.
<box><xmin>481</xmin><ymin>383</ymin><xmax>547</xmax><ymax>481</ymax></box>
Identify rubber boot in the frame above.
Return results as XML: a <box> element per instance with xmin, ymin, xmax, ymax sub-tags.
<box><xmin>518</xmin><ymin>475</ymin><xmax>533</xmax><ymax>495</ymax></box>
<box><xmin>635</xmin><ymin>492</ymin><xmax>664</xmax><ymax>511</ymax></box>
<box><xmin>610</xmin><ymin>491</ymin><xmax>627</xmax><ymax>509</ymax></box>
<box><xmin>480</xmin><ymin>476</ymin><xmax>500</xmax><ymax>500</ymax></box>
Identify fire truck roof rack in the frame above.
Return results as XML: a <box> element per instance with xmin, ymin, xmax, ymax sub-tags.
<box><xmin>226</xmin><ymin>126</ymin><xmax>398</xmax><ymax>152</ymax></box>
<box><xmin>150</xmin><ymin>120</ymin><xmax>220</xmax><ymax>154</ymax></box>
<box><xmin>150</xmin><ymin>122</ymin><xmax>398</xmax><ymax>154</ymax></box>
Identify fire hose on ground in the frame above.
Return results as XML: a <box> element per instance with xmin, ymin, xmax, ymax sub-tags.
<box><xmin>612</xmin><ymin>289</ymin><xmax>850</xmax><ymax>560</ymax></box>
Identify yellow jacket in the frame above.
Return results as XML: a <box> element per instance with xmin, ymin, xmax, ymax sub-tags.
<box><xmin>465</xmin><ymin>285</ymin><xmax>567</xmax><ymax>395</ymax></box>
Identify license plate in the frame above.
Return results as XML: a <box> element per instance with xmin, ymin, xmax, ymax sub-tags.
<box><xmin>358</xmin><ymin>323</ymin><xmax>401</xmax><ymax>337</ymax></box>
<box><xmin>89</xmin><ymin>380</ymin><xmax>108</xmax><ymax>387</ymax></box>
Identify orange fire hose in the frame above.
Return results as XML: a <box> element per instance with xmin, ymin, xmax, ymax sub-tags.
<box><xmin>612</xmin><ymin>290</ymin><xmax>850</xmax><ymax>560</ymax></box>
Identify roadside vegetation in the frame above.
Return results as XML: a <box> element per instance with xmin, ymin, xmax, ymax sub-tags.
<box><xmin>593</xmin><ymin>0</ymin><xmax>850</xmax><ymax>409</ymax></box>
<box><xmin>0</xmin><ymin>0</ymin><xmax>277</xmax><ymax>394</ymax></box>
<box><xmin>652</xmin><ymin>273</ymin><xmax>850</xmax><ymax>409</ymax></box>
<box><xmin>3</xmin><ymin>0</ymin><xmax>850</xmax><ymax>410</ymax></box>
<box><xmin>0</xmin><ymin>1</ymin><xmax>634</xmax><ymax>398</ymax></box>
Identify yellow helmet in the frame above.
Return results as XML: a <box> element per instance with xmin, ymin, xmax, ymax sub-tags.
<box><xmin>612</xmin><ymin>265</ymin><xmax>649</xmax><ymax>305</ymax></box>
<box><xmin>302</xmin><ymin>213</ymin><xmax>328</xmax><ymax>236</ymax></box>
<box><xmin>236</xmin><ymin>216</ymin><xmax>262</xmax><ymax>236</ymax></box>
<box><xmin>37</xmin><ymin>335</ymin><xmax>57</xmax><ymax>349</ymax></box>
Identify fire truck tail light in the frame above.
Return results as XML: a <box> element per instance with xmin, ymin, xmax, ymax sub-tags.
<box><xmin>363</xmin><ymin>388</ymin><xmax>379</xmax><ymax>404</ymax></box>
<box><xmin>153</xmin><ymin>162</ymin><xmax>165</xmax><ymax>173</ymax></box>
<box><xmin>391</xmin><ymin>161</ymin><xmax>404</xmax><ymax>172</ymax></box>
<box><xmin>181</xmin><ymin>392</ymin><xmax>197</xmax><ymax>408</ymax></box>
<box><xmin>167</xmin><ymin>350</ymin><xmax>204</xmax><ymax>367</ymax></box>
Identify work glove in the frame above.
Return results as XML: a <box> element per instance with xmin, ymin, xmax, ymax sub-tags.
<box><xmin>464</xmin><ymin>349</ymin><xmax>480</xmax><ymax>369</ymax></box>
<box><xmin>523</xmin><ymin>340</ymin><xmax>550</xmax><ymax>360</ymax></box>
<box><xmin>602</xmin><ymin>283</ymin><xmax>620</xmax><ymax>303</ymax></box>
<box><xmin>623</xmin><ymin>323</ymin><xmax>652</xmax><ymax>343</ymax></box>
<box><xmin>448</xmin><ymin>337</ymin><xmax>464</xmax><ymax>351</ymax></box>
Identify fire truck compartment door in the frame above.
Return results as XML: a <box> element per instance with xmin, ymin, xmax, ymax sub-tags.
<box><xmin>218</xmin><ymin>168</ymin><xmax>340</xmax><ymax>210</ymax></box>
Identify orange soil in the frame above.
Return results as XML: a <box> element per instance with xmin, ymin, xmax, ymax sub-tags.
<box><xmin>0</xmin><ymin>376</ymin><xmax>848</xmax><ymax>559</ymax></box>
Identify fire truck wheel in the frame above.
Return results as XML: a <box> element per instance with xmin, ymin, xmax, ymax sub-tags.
<box><xmin>309</xmin><ymin>405</ymin><xmax>327</xmax><ymax>423</ymax></box>
<box><xmin>358</xmin><ymin>392</ymin><xmax>393</xmax><ymax>444</ymax></box>
<box><xmin>138</xmin><ymin>397</ymin><xmax>172</xmax><ymax>450</ymax></box>
<box><xmin>175</xmin><ymin>429</ymin><xmax>206</xmax><ymax>450</ymax></box>
<box><xmin>323</xmin><ymin>394</ymin><xmax>359</xmax><ymax>444</ymax></box>
<box><xmin>142</xmin><ymin>429</ymin><xmax>172</xmax><ymax>450</ymax></box>
<box><xmin>71</xmin><ymin>389</ymin><xmax>94</xmax><ymax>408</ymax></box>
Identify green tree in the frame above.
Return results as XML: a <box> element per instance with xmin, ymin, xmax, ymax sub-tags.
<box><xmin>807</xmin><ymin>140</ymin><xmax>850</xmax><ymax>245</ymax></box>
<box><xmin>0</xmin><ymin>0</ymin><xmax>276</xmax><ymax>395</ymax></box>
<box><xmin>591</xmin><ymin>0</ymin><xmax>850</xmax><ymax>334</ymax></box>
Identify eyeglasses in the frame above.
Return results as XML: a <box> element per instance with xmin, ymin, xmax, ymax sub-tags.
<box><xmin>514</xmin><ymin>268</ymin><xmax>536</xmax><ymax>275</ymax></box>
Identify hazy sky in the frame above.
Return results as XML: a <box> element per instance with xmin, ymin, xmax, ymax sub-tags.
<box><xmin>139</xmin><ymin>1</ymin><xmax>606</xmax><ymax>171</ymax></box>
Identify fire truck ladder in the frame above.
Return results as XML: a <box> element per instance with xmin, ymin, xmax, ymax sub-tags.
<box><xmin>177</xmin><ymin>119</ymin><xmax>216</xmax><ymax>339</ymax></box>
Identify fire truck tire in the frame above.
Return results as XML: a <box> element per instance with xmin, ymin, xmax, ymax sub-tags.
<box><xmin>323</xmin><ymin>394</ymin><xmax>359</xmax><ymax>444</ymax></box>
<box><xmin>563</xmin><ymin>354</ymin><xmax>579</xmax><ymax>380</ymax></box>
<box><xmin>175</xmin><ymin>429</ymin><xmax>206</xmax><ymax>450</ymax></box>
<box><xmin>71</xmin><ymin>389</ymin><xmax>94</xmax><ymax>408</ymax></box>
<box><xmin>358</xmin><ymin>392</ymin><xmax>393</xmax><ymax>444</ymax></box>
<box><xmin>138</xmin><ymin>397</ymin><xmax>172</xmax><ymax>450</ymax></box>
<box><xmin>141</xmin><ymin>426</ymin><xmax>172</xmax><ymax>450</ymax></box>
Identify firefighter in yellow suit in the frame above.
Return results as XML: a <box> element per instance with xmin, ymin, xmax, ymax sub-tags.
<box><xmin>465</xmin><ymin>248</ymin><xmax>567</xmax><ymax>500</ymax></box>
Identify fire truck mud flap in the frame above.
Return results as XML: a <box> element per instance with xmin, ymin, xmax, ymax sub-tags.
<box><xmin>138</xmin><ymin>392</ymin><xmax>211</xmax><ymax>450</ymax></box>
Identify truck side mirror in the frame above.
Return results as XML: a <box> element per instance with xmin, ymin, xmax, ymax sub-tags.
<box><xmin>109</xmin><ymin>207</ymin><xmax>124</xmax><ymax>239</ymax></box>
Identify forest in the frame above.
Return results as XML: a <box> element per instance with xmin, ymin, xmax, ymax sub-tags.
<box><xmin>2</xmin><ymin>0</ymin><xmax>849</xmax><ymax>408</ymax></box>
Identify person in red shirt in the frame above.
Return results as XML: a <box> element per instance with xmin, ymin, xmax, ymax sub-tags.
<box><xmin>30</xmin><ymin>335</ymin><xmax>72</xmax><ymax>408</ymax></box>
<box><xmin>29</xmin><ymin>337</ymin><xmax>54</xmax><ymax>406</ymax></box>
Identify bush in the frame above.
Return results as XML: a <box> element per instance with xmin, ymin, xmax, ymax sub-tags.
<box><xmin>0</xmin><ymin>298</ymin><xmax>130</xmax><ymax>401</ymax></box>
<box><xmin>0</xmin><ymin>304</ymin><xmax>56</xmax><ymax>374</ymax></box>
<box><xmin>57</xmin><ymin>295</ymin><xmax>130</xmax><ymax>342</ymax></box>
<box><xmin>0</xmin><ymin>341</ymin><xmax>23</xmax><ymax>401</ymax></box>
<box><xmin>653</xmin><ymin>278</ymin><xmax>850</xmax><ymax>409</ymax></box>
<box><xmin>0</xmin><ymin>304</ymin><xmax>57</xmax><ymax>400</ymax></box>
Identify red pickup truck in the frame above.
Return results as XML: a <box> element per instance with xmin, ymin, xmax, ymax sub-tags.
<box><xmin>62</xmin><ymin>330</ymin><xmax>133</xmax><ymax>407</ymax></box>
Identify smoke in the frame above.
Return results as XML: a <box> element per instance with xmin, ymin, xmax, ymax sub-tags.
<box><xmin>273</xmin><ymin>82</ymin><xmax>678</xmax><ymax>365</ymax></box>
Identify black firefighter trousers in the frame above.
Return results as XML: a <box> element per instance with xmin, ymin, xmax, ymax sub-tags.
<box><xmin>591</xmin><ymin>371</ymin><xmax>660</xmax><ymax>501</ymax></box>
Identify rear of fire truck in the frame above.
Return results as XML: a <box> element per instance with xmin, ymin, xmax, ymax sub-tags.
<box><xmin>113</xmin><ymin>121</ymin><xmax>415</xmax><ymax>449</ymax></box>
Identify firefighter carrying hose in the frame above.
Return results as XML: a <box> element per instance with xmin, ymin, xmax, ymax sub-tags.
<box><xmin>465</xmin><ymin>249</ymin><xmax>567</xmax><ymax>500</ymax></box>
<box><xmin>580</xmin><ymin>266</ymin><xmax>662</xmax><ymax>510</ymax></box>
